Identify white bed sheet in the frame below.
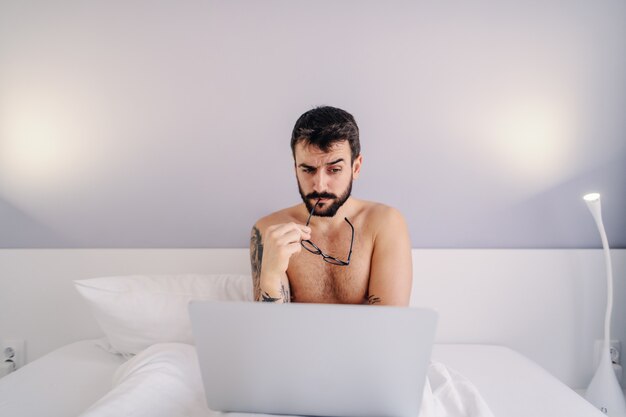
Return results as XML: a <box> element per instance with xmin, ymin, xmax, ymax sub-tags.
<box><xmin>431</xmin><ymin>344</ymin><xmax>604</xmax><ymax>417</ymax></box>
<box><xmin>0</xmin><ymin>340</ymin><xmax>604</xmax><ymax>417</ymax></box>
<box><xmin>0</xmin><ymin>339</ymin><xmax>125</xmax><ymax>417</ymax></box>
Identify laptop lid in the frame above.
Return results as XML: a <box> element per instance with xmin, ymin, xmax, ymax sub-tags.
<box><xmin>189</xmin><ymin>301</ymin><xmax>438</xmax><ymax>417</ymax></box>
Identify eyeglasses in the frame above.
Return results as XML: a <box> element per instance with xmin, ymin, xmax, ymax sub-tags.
<box><xmin>300</xmin><ymin>200</ymin><xmax>354</xmax><ymax>266</ymax></box>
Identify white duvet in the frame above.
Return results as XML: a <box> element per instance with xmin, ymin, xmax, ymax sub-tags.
<box><xmin>80</xmin><ymin>343</ymin><xmax>494</xmax><ymax>417</ymax></box>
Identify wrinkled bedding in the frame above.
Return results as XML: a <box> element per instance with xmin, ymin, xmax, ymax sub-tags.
<box><xmin>80</xmin><ymin>343</ymin><xmax>494</xmax><ymax>417</ymax></box>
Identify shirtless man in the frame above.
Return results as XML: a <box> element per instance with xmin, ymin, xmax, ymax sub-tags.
<box><xmin>250</xmin><ymin>106</ymin><xmax>412</xmax><ymax>306</ymax></box>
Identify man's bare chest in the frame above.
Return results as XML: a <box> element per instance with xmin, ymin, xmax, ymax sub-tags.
<box><xmin>287</xmin><ymin>245</ymin><xmax>371</xmax><ymax>304</ymax></box>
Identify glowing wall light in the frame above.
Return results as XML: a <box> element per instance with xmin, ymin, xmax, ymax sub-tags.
<box><xmin>0</xmin><ymin>89</ymin><xmax>104</xmax><ymax>196</ymax></box>
<box><xmin>487</xmin><ymin>97</ymin><xmax>574</xmax><ymax>188</ymax></box>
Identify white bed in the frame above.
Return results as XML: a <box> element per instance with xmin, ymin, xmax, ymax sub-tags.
<box><xmin>1</xmin><ymin>249</ymin><xmax>622</xmax><ymax>416</ymax></box>
<box><xmin>0</xmin><ymin>339</ymin><xmax>603</xmax><ymax>417</ymax></box>
<box><xmin>430</xmin><ymin>345</ymin><xmax>604</xmax><ymax>416</ymax></box>
<box><xmin>0</xmin><ymin>339</ymin><xmax>125</xmax><ymax>417</ymax></box>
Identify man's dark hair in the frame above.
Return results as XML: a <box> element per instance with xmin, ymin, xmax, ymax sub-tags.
<box><xmin>290</xmin><ymin>106</ymin><xmax>360</xmax><ymax>163</ymax></box>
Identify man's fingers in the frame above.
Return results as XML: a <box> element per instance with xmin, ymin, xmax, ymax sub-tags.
<box><xmin>285</xmin><ymin>241</ymin><xmax>303</xmax><ymax>256</ymax></box>
<box><xmin>268</xmin><ymin>222</ymin><xmax>310</xmax><ymax>234</ymax></box>
<box><xmin>267</xmin><ymin>223</ymin><xmax>311</xmax><ymax>243</ymax></box>
<box><xmin>275</xmin><ymin>229</ymin><xmax>310</xmax><ymax>246</ymax></box>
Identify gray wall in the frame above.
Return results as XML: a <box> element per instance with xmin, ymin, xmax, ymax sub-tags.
<box><xmin>0</xmin><ymin>0</ymin><xmax>624</xmax><ymax>249</ymax></box>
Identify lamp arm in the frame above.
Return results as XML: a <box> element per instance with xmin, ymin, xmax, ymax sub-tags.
<box><xmin>594</xmin><ymin>217</ymin><xmax>613</xmax><ymax>349</ymax></box>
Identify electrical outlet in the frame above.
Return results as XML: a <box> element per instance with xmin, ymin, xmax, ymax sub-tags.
<box><xmin>1</xmin><ymin>338</ymin><xmax>25</xmax><ymax>370</ymax></box>
<box><xmin>611</xmin><ymin>341</ymin><xmax>622</xmax><ymax>365</ymax></box>
<box><xmin>593</xmin><ymin>339</ymin><xmax>621</xmax><ymax>368</ymax></box>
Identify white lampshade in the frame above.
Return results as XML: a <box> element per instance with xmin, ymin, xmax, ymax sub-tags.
<box><xmin>584</xmin><ymin>193</ymin><xmax>603</xmax><ymax>227</ymax></box>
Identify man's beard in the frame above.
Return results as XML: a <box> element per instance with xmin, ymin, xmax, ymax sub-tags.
<box><xmin>298</xmin><ymin>179</ymin><xmax>353</xmax><ymax>218</ymax></box>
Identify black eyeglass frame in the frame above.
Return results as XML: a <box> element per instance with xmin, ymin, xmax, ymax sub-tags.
<box><xmin>300</xmin><ymin>201</ymin><xmax>354</xmax><ymax>266</ymax></box>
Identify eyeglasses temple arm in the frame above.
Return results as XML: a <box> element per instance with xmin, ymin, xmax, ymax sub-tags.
<box><xmin>344</xmin><ymin>217</ymin><xmax>355</xmax><ymax>262</ymax></box>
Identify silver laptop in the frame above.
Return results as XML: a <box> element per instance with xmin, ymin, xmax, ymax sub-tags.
<box><xmin>189</xmin><ymin>301</ymin><xmax>438</xmax><ymax>417</ymax></box>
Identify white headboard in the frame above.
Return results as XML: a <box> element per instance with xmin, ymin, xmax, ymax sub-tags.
<box><xmin>0</xmin><ymin>248</ymin><xmax>624</xmax><ymax>390</ymax></box>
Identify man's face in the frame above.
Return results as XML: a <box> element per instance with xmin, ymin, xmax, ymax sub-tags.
<box><xmin>294</xmin><ymin>141</ymin><xmax>362</xmax><ymax>217</ymax></box>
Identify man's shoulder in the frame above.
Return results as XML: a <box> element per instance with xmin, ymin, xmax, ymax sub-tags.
<box><xmin>355</xmin><ymin>200</ymin><xmax>410</xmax><ymax>248</ymax></box>
<box><xmin>357</xmin><ymin>200</ymin><xmax>406</xmax><ymax>222</ymax></box>
<box><xmin>355</xmin><ymin>200</ymin><xmax>409</xmax><ymax>238</ymax></box>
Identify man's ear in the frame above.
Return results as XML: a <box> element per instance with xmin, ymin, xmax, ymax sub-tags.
<box><xmin>352</xmin><ymin>154</ymin><xmax>363</xmax><ymax>179</ymax></box>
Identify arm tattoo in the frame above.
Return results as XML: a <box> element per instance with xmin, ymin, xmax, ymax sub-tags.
<box><xmin>250</xmin><ymin>226</ymin><xmax>263</xmax><ymax>301</ymax></box>
<box><xmin>261</xmin><ymin>283</ymin><xmax>290</xmax><ymax>303</ymax></box>
<box><xmin>280</xmin><ymin>282</ymin><xmax>290</xmax><ymax>303</ymax></box>
<box><xmin>368</xmin><ymin>295</ymin><xmax>382</xmax><ymax>305</ymax></box>
<box><xmin>261</xmin><ymin>291</ymin><xmax>280</xmax><ymax>302</ymax></box>
<box><xmin>251</xmin><ymin>226</ymin><xmax>291</xmax><ymax>303</ymax></box>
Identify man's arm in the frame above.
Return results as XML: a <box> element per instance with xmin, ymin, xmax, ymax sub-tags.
<box><xmin>249</xmin><ymin>222</ymin><xmax>310</xmax><ymax>303</ymax></box>
<box><xmin>367</xmin><ymin>207</ymin><xmax>412</xmax><ymax>306</ymax></box>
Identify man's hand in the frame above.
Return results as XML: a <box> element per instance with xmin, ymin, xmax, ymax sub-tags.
<box><xmin>261</xmin><ymin>223</ymin><xmax>311</xmax><ymax>278</ymax></box>
<box><xmin>250</xmin><ymin>222</ymin><xmax>310</xmax><ymax>303</ymax></box>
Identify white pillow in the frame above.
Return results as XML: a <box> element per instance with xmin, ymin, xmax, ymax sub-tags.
<box><xmin>74</xmin><ymin>274</ymin><xmax>252</xmax><ymax>356</ymax></box>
